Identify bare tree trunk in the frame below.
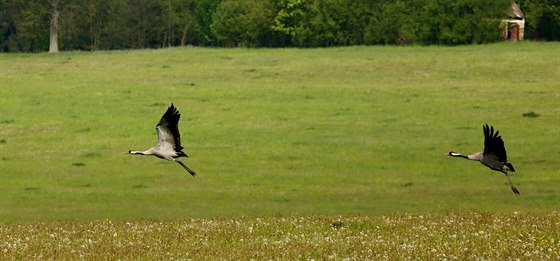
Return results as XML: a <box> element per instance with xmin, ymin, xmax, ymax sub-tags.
<box><xmin>90</xmin><ymin>12</ymin><xmax>101</xmax><ymax>51</ymax></box>
<box><xmin>162</xmin><ymin>32</ymin><xmax>168</xmax><ymax>48</ymax></box>
<box><xmin>181</xmin><ymin>24</ymin><xmax>189</xmax><ymax>47</ymax></box>
<box><xmin>48</xmin><ymin>1</ymin><xmax>59</xmax><ymax>53</ymax></box>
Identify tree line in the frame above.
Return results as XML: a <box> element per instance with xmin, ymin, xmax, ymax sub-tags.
<box><xmin>1</xmin><ymin>0</ymin><xmax>559</xmax><ymax>52</ymax></box>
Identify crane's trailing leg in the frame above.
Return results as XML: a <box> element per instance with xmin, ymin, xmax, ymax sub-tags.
<box><xmin>502</xmin><ymin>171</ymin><xmax>520</xmax><ymax>195</ymax></box>
<box><xmin>176</xmin><ymin>160</ymin><xmax>196</xmax><ymax>176</ymax></box>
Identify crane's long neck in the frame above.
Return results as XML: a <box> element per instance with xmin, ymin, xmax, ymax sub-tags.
<box><xmin>128</xmin><ymin>149</ymin><xmax>153</xmax><ymax>155</ymax></box>
<box><xmin>448</xmin><ymin>151</ymin><xmax>482</xmax><ymax>161</ymax></box>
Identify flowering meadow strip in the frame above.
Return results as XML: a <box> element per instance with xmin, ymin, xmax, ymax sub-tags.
<box><xmin>1</xmin><ymin>212</ymin><xmax>558</xmax><ymax>260</ymax></box>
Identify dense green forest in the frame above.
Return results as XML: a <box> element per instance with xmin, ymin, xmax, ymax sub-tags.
<box><xmin>1</xmin><ymin>0</ymin><xmax>559</xmax><ymax>52</ymax></box>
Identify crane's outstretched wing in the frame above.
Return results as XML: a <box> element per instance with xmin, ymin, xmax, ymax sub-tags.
<box><xmin>155</xmin><ymin>103</ymin><xmax>183</xmax><ymax>152</ymax></box>
<box><xmin>483</xmin><ymin>124</ymin><xmax>508</xmax><ymax>162</ymax></box>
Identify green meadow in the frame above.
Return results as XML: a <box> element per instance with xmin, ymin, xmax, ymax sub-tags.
<box><xmin>1</xmin><ymin>213</ymin><xmax>558</xmax><ymax>259</ymax></box>
<box><xmin>0</xmin><ymin>42</ymin><xmax>559</xmax><ymax>222</ymax></box>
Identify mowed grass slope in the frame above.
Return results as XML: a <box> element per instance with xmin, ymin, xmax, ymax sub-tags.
<box><xmin>0</xmin><ymin>43</ymin><xmax>559</xmax><ymax>221</ymax></box>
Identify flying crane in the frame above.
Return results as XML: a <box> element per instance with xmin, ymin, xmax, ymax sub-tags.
<box><xmin>128</xmin><ymin>103</ymin><xmax>196</xmax><ymax>176</ymax></box>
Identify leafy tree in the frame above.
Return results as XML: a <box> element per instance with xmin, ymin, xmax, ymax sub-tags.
<box><xmin>419</xmin><ymin>0</ymin><xmax>509</xmax><ymax>45</ymax></box>
<box><xmin>0</xmin><ymin>0</ymin><xmax>18</xmax><ymax>52</ymax></box>
<box><xmin>523</xmin><ymin>0</ymin><xmax>560</xmax><ymax>40</ymax></box>
<box><xmin>97</xmin><ymin>1</ymin><xmax>129</xmax><ymax>49</ymax></box>
<box><xmin>304</xmin><ymin>0</ymin><xmax>350</xmax><ymax>46</ymax></box>
<box><xmin>374</xmin><ymin>1</ymin><xmax>420</xmax><ymax>45</ymax></box>
<box><xmin>125</xmin><ymin>0</ymin><xmax>168</xmax><ymax>48</ymax></box>
<box><xmin>345</xmin><ymin>1</ymin><xmax>383</xmax><ymax>45</ymax></box>
<box><xmin>537</xmin><ymin>1</ymin><xmax>560</xmax><ymax>40</ymax></box>
<box><xmin>211</xmin><ymin>0</ymin><xmax>274</xmax><ymax>47</ymax></box>
<box><xmin>172</xmin><ymin>0</ymin><xmax>198</xmax><ymax>46</ymax></box>
<box><xmin>78</xmin><ymin>0</ymin><xmax>127</xmax><ymax>51</ymax></box>
<box><xmin>56</xmin><ymin>1</ymin><xmax>92</xmax><ymax>50</ymax></box>
<box><xmin>0</xmin><ymin>0</ymin><xmax>49</xmax><ymax>52</ymax></box>
<box><xmin>195</xmin><ymin>0</ymin><xmax>221</xmax><ymax>45</ymax></box>
<box><xmin>272</xmin><ymin>0</ymin><xmax>307</xmax><ymax>45</ymax></box>
<box><xmin>0</xmin><ymin>0</ymin><xmax>558</xmax><ymax>51</ymax></box>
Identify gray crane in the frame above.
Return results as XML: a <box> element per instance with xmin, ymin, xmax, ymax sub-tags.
<box><xmin>448</xmin><ymin>124</ymin><xmax>519</xmax><ymax>195</ymax></box>
<box><xmin>128</xmin><ymin>103</ymin><xmax>196</xmax><ymax>176</ymax></box>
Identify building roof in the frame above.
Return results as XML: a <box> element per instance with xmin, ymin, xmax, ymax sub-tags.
<box><xmin>509</xmin><ymin>2</ymin><xmax>524</xmax><ymax>19</ymax></box>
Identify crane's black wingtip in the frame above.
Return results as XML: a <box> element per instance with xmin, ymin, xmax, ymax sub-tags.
<box><xmin>483</xmin><ymin>124</ymin><xmax>491</xmax><ymax>135</ymax></box>
<box><xmin>483</xmin><ymin>124</ymin><xmax>503</xmax><ymax>139</ymax></box>
<box><xmin>162</xmin><ymin>103</ymin><xmax>180</xmax><ymax>120</ymax></box>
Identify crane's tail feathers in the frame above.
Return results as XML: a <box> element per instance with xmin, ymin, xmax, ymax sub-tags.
<box><xmin>176</xmin><ymin>151</ymin><xmax>189</xmax><ymax>158</ymax></box>
<box><xmin>504</xmin><ymin>162</ymin><xmax>515</xmax><ymax>172</ymax></box>
<box><xmin>176</xmin><ymin>160</ymin><xmax>196</xmax><ymax>176</ymax></box>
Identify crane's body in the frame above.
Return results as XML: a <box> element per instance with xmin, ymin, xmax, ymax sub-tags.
<box><xmin>128</xmin><ymin>104</ymin><xmax>196</xmax><ymax>176</ymax></box>
<box><xmin>448</xmin><ymin>124</ymin><xmax>518</xmax><ymax>195</ymax></box>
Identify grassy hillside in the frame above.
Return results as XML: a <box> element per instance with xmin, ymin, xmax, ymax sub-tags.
<box><xmin>0</xmin><ymin>42</ymin><xmax>559</xmax><ymax>221</ymax></box>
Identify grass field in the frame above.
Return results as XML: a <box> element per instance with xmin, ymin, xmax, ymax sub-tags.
<box><xmin>1</xmin><ymin>42</ymin><xmax>558</xmax><ymax>221</ymax></box>
<box><xmin>1</xmin><ymin>213</ymin><xmax>558</xmax><ymax>259</ymax></box>
<box><xmin>0</xmin><ymin>42</ymin><xmax>559</xmax><ymax>257</ymax></box>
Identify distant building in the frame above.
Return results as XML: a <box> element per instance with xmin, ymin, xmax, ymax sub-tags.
<box><xmin>500</xmin><ymin>2</ymin><xmax>525</xmax><ymax>41</ymax></box>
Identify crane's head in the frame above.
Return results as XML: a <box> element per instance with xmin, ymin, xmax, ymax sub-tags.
<box><xmin>128</xmin><ymin>150</ymin><xmax>145</xmax><ymax>155</ymax></box>
<box><xmin>448</xmin><ymin>151</ymin><xmax>469</xmax><ymax>158</ymax></box>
